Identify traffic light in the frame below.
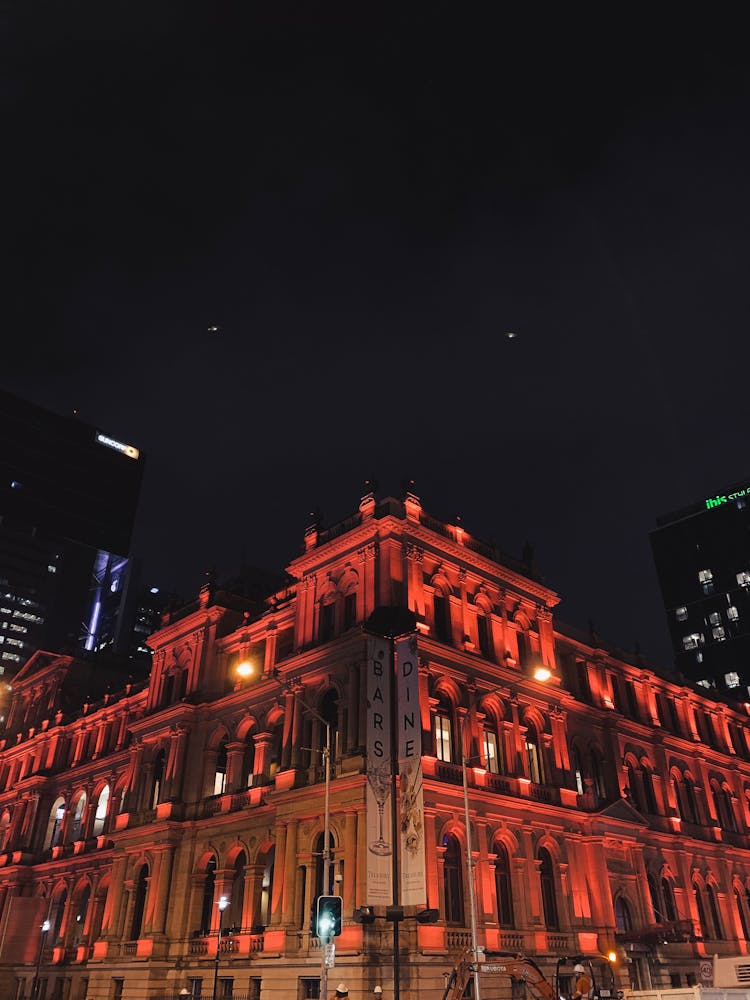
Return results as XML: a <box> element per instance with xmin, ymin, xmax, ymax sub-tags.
<box><xmin>316</xmin><ymin>895</ymin><xmax>342</xmax><ymax>940</ymax></box>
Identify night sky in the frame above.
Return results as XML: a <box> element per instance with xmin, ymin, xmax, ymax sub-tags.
<box><xmin>3</xmin><ymin>7</ymin><xmax>750</xmax><ymax>669</ymax></box>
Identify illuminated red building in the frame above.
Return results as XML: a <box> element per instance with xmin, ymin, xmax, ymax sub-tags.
<box><xmin>2</xmin><ymin>491</ymin><xmax>750</xmax><ymax>1000</ymax></box>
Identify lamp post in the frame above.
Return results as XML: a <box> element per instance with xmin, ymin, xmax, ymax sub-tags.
<box><xmin>212</xmin><ymin>895</ymin><xmax>229</xmax><ymax>1000</ymax></box>
<box><xmin>460</xmin><ymin>667</ymin><xmax>551</xmax><ymax>1000</ymax></box>
<box><xmin>32</xmin><ymin>918</ymin><xmax>51</xmax><ymax>1000</ymax></box>
<box><xmin>281</xmin><ymin>684</ymin><xmax>332</xmax><ymax>1000</ymax></box>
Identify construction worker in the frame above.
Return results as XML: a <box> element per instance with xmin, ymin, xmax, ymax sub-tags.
<box><xmin>572</xmin><ymin>963</ymin><xmax>592</xmax><ymax>1000</ymax></box>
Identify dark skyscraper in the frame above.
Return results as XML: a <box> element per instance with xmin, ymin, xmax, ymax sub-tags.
<box><xmin>650</xmin><ymin>476</ymin><xmax>750</xmax><ymax>694</ymax></box>
<box><xmin>0</xmin><ymin>389</ymin><xmax>143</xmax><ymax>674</ymax></box>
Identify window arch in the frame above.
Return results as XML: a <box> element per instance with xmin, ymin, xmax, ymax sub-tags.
<box><xmin>69</xmin><ymin>792</ymin><xmax>87</xmax><ymax>842</ymax></box>
<box><xmin>130</xmin><ymin>864</ymin><xmax>148</xmax><ymax>940</ymax></box>
<box><xmin>735</xmin><ymin>887</ymin><xmax>750</xmax><ymax>940</ymax></box>
<box><xmin>443</xmin><ymin>833</ymin><xmax>464</xmax><ymax>924</ymax></box>
<box><xmin>434</xmin><ymin>695</ymin><xmax>454</xmax><ymax>763</ymax></box>
<box><xmin>214</xmin><ymin>740</ymin><xmax>228</xmax><ymax>797</ymax></box>
<box><xmin>92</xmin><ymin>785</ymin><xmax>110</xmax><ymax>838</ymax></box>
<box><xmin>0</xmin><ymin>809</ymin><xmax>10</xmax><ymax>852</ymax></box>
<box><xmin>615</xmin><ymin>896</ymin><xmax>633</xmax><ymax>932</ymax></box>
<box><xmin>538</xmin><ymin>847</ymin><xmax>558</xmax><ymax>929</ymax></box>
<box><xmin>226</xmin><ymin>851</ymin><xmax>247</xmax><ymax>931</ymax></box>
<box><xmin>525</xmin><ymin>722</ymin><xmax>545</xmax><ymax>784</ymax></box>
<box><xmin>493</xmin><ymin>841</ymin><xmax>514</xmax><ymax>927</ymax></box>
<box><xmin>151</xmin><ymin>750</ymin><xmax>165</xmax><ymax>809</ymax></box>
<box><xmin>199</xmin><ymin>857</ymin><xmax>217</xmax><ymax>934</ymax></box>
<box><xmin>43</xmin><ymin>797</ymin><xmax>66</xmax><ymax>850</ymax></box>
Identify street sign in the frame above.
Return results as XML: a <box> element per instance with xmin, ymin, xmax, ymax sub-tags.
<box><xmin>699</xmin><ymin>961</ymin><xmax>713</xmax><ymax>985</ymax></box>
<box><xmin>325</xmin><ymin>942</ymin><xmax>336</xmax><ymax>969</ymax></box>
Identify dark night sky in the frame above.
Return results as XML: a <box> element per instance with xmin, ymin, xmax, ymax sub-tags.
<box><xmin>3</xmin><ymin>6</ymin><xmax>750</xmax><ymax>668</ymax></box>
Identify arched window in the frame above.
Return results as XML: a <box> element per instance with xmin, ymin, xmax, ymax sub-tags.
<box><xmin>642</xmin><ymin>767</ymin><xmax>657</xmax><ymax>814</ymax></box>
<box><xmin>706</xmin><ymin>883</ymin><xmax>724</xmax><ymax>940</ymax></box>
<box><xmin>319</xmin><ymin>599</ymin><xmax>336</xmax><ymax>643</ymax></box>
<box><xmin>214</xmin><ymin>741</ymin><xmax>228</xmax><ymax>796</ymax></box>
<box><xmin>483</xmin><ymin>723</ymin><xmax>502</xmax><ymax>775</ymax></box>
<box><xmin>443</xmin><ymin>834</ymin><xmax>464</xmax><ymax>924</ymax></box>
<box><xmin>735</xmin><ymin>888</ymin><xmax>750</xmax><ymax>940</ymax></box>
<box><xmin>200</xmin><ymin>857</ymin><xmax>217</xmax><ymax>934</ymax></box>
<box><xmin>648</xmin><ymin>874</ymin><xmax>662</xmax><ymax>923</ymax></box>
<box><xmin>44</xmin><ymin>797</ymin><xmax>66</xmax><ymax>850</ymax></box>
<box><xmin>269</xmin><ymin>718</ymin><xmax>284</xmax><ymax>779</ymax></box>
<box><xmin>50</xmin><ymin>888</ymin><xmax>67</xmax><ymax>943</ymax></box>
<box><xmin>92</xmin><ymin>785</ymin><xmax>110</xmax><ymax>838</ymax></box>
<box><xmin>591</xmin><ymin>753</ymin><xmax>606</xmax><ymax>803</ymax></box>
<box><xmin>683</xmin><ymin>777</ymin><xmax>698</xmax><ymax>824</ymax></box>
<box><xmin>477</xmin><ymin>611</ymin><xmax>494</xmax><ymax>660</ymax></box>
<box><xmin>433</xmin><ymin>591</ymin><xmax>452</xmax><ymax>644</ymax></box>
<box><xmin>243</xmin><ymin>732</ymin><xmax>256</xmax><ymax>788</ymax></box>
<box><xmin>227</xmin><ymin>852</ymin><xmax>247</xmax><ymax>932</ymax></box>
<box><xmin>516</xmin><ymin>629</ymin><xmax>530</xmax><ymax>667</ymax></box>
<box><xmin>615</xmin><ymin>896</ymin><xmax>633</xmax><ymax>933</ymax></box>
<box><xmin>130</xmin><ymin>865</ymin><xmax>148</xmax><ymax>940</ymax></box>
<box><xmin>493</xmin><ymin>842</ymin><xmax>514</xmax><ymax>927</ymax></box>
<box><xmin>70</xmin><ymin>793</ymin><xmax>86</xmax><ymax>842</ymax></box>
<box><xmin>259</xmin><ymin>846</ymin><xmax>275</xmax><ymax>929</ymax></box>
<box><xmin>72</xmin><ymin>885</ymin><xmax>90</xmax><ymax>946</ymax></box>
<box><xmin>662</xmin><ymin>878</ymin><xmax>677</xmax><ymax>922</ymax></box>
<box><xmin>525</xmin><ymin>723</ymin><xmax>545</xmax><ymax>785</ymax></box>
<box><xmin>434</xmin><ymin>697</ymin><xmax>453</xmax><ymax>763</ymax></box>
<box><xmin>151</xmin><ymin>750</ymin><xmax>165</xmax><ymax>809</ymax></box>
<box><xmin>718</xmin><ymin>785</ymin><xmax>737</xmax><ymax>832</ymax></box>
<box><xmin>538</xmin><ymin>847</ymin><xmax>558</xmax><ymax>929</ymax></box>
<box><xmin>0</xmin><ymin>810</ymin><xmax>10</xmax><ymax>852</ymax></box>
<box><xmin>626</xmin><ymin>762</ymin><xmax>642</xmax><ymax>811</ymax></box>
<box><xmin>573</xmin><ymin>748</ymin><xmax>584</xmax><ymax>795</ymax></box>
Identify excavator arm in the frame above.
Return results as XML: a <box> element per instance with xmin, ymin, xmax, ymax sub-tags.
<box><xmin>442</xmin><ymin>953</ymin><xmax>556</xmax><ymax>1000</ymax></box>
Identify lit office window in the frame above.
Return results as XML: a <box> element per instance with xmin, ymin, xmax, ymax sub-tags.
<box><xmin>675</xmin><ymin>607</ymin><xmax>688</xmax><ymax>622</ymax></box>
<box><xmin>699</xmin><ymin>569</ymin><xmax>714</xmax><ymax>594</ymax></box>
<box><xmin>737</xmin><ymin>571</ymin><xmax>750</xmax><ymax>587</ymax></box>
<box><xmin>683</xmin><ymin>634</ymin><xmax>702</xmax><ymax>650</ymax></box>
<box><xmin>712</xmin><ymin>625</ymin><xmax>727</xmax><ymax>641</ymax></box>
<box><xmin>725</xmin><ymin>672</ymin><xmax>741</xmax><ymax>689</ymax></box>
<box><xmin>483</xmin><ymin>729</ymin><xmax>500</xmax><ymax>774</ymax></box>
<box><xmin>708</xmin><ymin>612</ymin><xmax>721</xmax><ymax>626</ymax></box>
<box><xmin>728</xmin><ymin>606</ymin><xmax>739</xmax><ymax>621</ymax></box>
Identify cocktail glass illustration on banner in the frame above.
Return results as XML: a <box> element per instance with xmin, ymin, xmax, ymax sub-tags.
<box><xmin>368</xmin><ymin>763</ymin><xmax>392</xmax><ymax>856</ymax></box>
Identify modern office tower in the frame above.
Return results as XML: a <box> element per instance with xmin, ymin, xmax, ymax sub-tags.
<box><xmin>0</xmin><ymin>388</ymin><xmax>143</xmax><ymax>673</ymax></box>
<box><xmin>2</xmin><ymin>490</ymin><xmax>748</xmax><ymax>999</ymax></box>
<box><xmin>650</xmin><ymin>476</ymin><xmax>750</xmax><ymax>693</ymax></box>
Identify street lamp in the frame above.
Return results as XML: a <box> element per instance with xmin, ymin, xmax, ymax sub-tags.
<box><xmin>32</xmin><ymin>919</ymin><xmax>51</xmax><ymax>1000</ymax></box>
<box><xmin>212</xmin><ymin>895</ymin><xmax>229</xmax><ymax>1000</ymax></box>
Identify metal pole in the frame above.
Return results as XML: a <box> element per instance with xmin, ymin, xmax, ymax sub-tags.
<box><xmin>212</xmin><ymin>902</ymin><xmax>225</xmax><ymax>1000</ymax></box>
<box><xmin>389</xmin><ymin>636</ymin><xmax>401</xmax><ymax>1000</ymax></box>
<box><xmin>461</xmin><ymin>714</ymin><xmax>482</xmax><ymax>1000</ymax></box>
<box><xmin>32</xmin><ymin>921</ymin><xmax>50</xmax><ymax>1000</ymax></box>
<box><xmin>321</xmin><ymin>717</ymin><xmax>331</xmax><ymax>1000</ymax></box>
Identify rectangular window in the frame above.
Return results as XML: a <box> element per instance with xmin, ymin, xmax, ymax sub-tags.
<box><xmin>435</xmin><ymin>714</ymin><xmax>452</xmax><ymax>762</ymax></box>
<box><xmin>219</xmin><ymin>980</ymin><xmax>233</xmax><ymax>999</ymax></box>
<box><xmin>699</xmin><ymin>569</ymin><xmax>714</xmax><ymax>594</ymax></box>
<box><xmin>111</xmin><ymin>980</ymin><xmax>124</xmax><ymax>1000</ymax></box>
<box><xmin>477</xmin><ymin>614</ymin><xmax>493</xmax><ymax>659</ymax></box>
<box><xmin>712</xmin><ymin>625</ymin><xmax>726</xmax><ymax>641</ymax></box>
<box><xmin>625</xmin><ymin>681</ymin><xmax>640</xmax><ymax>720</ymax></box>
<box><xmin>483</xmin><ymin>730</ymin><xmax>500</xmax><ymax>773</ymax></box>
<box><xmin>683</xmin><ymin>633</ymin><xmax>702</xmax><ymax>651</ymax></box>
<box><xmin>709</xmin><ymin>611</ymin><xmax>722</xmax><ymax>626</ymax></box>
<box><xmin>726</xmin><ymin>672</ymin><xmax>741</xmax><ymax>689</ymax></box>
<box><xmin>319</xmin><ymin>603</ymin><xmax>335</xmax><ymax>643</ymax></box>
<box><xmin>675</xmin><ymin>606</ymin><xmax>688</xmax><ymax>622</ymax></box>
<box><xmin>188</xmin><ymin>979</ymin><xmax>203</xmax><ymax>998</ymax></box>
<box><xmin>248</xmin><ymin>981</ymin><xmax>261</xmax><ymax>1000</ymax></box>
<box><xmin>299</xmin><ymin>979</ymin><xmax>320</xmax><ymax>999</ymax></box>
<box><xmin>738</xmin><ymin>571</ymin><xmax>750</xmax><ymax>587</ymax></box>
<box><xmin>728</xmin><ymin>606</ymin><xmax>739</xmax><ymax>621</ymax></box>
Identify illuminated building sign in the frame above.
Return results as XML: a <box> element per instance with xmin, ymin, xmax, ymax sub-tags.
<box><xmin>96</xmin><ymin>432</ymin><xmax>140</xmax><ymax>460</ymax></box>
<box><xmin>705</xmin><ymin>487</ymin><xmax>749</xmax><ymax>510</ymax></box>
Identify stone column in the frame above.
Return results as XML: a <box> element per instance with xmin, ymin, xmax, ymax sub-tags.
<box><xmin>225</xmin><ymin>741</ymin><xmax>246</xmax><ymax>793</ymax></box>
<box><xmin>281</xmin><ymin>819</ymin><xmax>298</xmax><ymax>926</ymax></box>
<box><xmin>254</xmin><ymin>732</ymin><xmax>273</xmax><ymax>784</ymax></box>
<box><xmin>270</xmin><ymin>822</ymin><xmax>287</xmax><ymax>926</ymax></box>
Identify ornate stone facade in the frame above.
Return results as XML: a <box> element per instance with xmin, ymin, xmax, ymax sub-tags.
<box><xmin>2</xmin><ymin>493</ymin><xmax>750</xmax><ymax>1000</ymax></box>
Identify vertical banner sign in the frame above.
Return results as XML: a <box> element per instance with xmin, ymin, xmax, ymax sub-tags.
<box><xmin>396</xmin><ymin>635</ymin><xmax>426</xmax><ymax>905</ymax></box>
<box><xmin>366</xmin><ymin>636</ymin><xmax>394</xmax><ymax>905</ymax></box>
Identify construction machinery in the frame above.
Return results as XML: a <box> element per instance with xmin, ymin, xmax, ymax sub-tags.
<box><xmin>441</xmin><ymin>951</ymin><xmax>617</xmax><ymax>1000</ymax></box>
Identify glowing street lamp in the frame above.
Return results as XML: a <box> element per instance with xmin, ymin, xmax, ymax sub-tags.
<box><xmin>212</xmin><ymin>896</ymin><xmax>229</xmax><ymax>1000</ymax></box>
<box><xmin>32</xmin><ymin>919</ymin><xmax>51</xmax><ymax>1000</ymax></box>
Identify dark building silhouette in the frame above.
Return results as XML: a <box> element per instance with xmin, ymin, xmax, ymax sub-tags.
<box><xmin>0</xmin><ymin>389</ymin><xmax>143</xmax><ymax>675</ymax></box>
<box><xmin>651</xmin><ymin>476</ymin><xmax>750</xmax><ymax>693</ymax></box>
